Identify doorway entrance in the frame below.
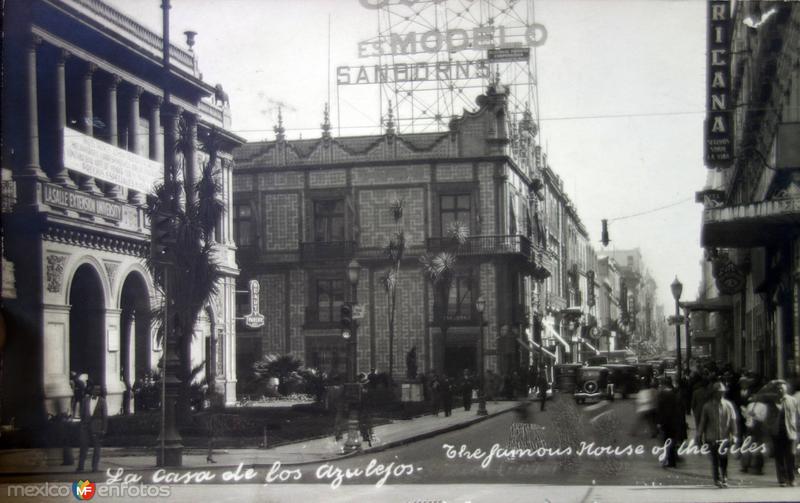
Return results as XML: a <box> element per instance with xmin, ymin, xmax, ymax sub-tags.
<box><xmin>69</xmin><ymin>264</ymin><xmax>105</xmax><ymax>387</ymax></box>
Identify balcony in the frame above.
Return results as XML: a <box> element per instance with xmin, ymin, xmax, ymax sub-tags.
<box><xmin>304</xmin><ymin>306</ymin><xmax>341</xmax><ymax>329</ymax></box>
<box><xmin>299</xmin><ymin>241</ymin><xmax>356</xmax><ymax>262</ymax></box>
<box><xmin>426</xmin><ymin>234</ymin><xmax>532</xmax><ymax>258</ymax></box>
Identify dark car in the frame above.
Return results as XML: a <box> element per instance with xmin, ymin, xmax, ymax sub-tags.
<box><xmin>585</xmin><ymin>356</ymin><xmax>609</xmax><ymax>367</ymax></box>
<box><xmin>636</xmin><ymin>364</ymin><xmax>656</xmax><ymax>389</ymax></box>
<box><xmin>574</xmin><ymin>366</ymin><xmax>611</xmax><ymax>403</ymax></box>
<box><xmin>604</xmin><ymin>364</ymin><xmax>639</xmax><ymax>398</ymax></box>
<box><xmin>554</xmin><ymin>363</ymin><xmax>583</xmax><ymax>394</ymax></box>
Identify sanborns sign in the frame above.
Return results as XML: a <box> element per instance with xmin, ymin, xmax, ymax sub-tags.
<box><xmin>705</xmin><ymin>0</ymin><xmax>732</xmax><ymax>166</ymax></box>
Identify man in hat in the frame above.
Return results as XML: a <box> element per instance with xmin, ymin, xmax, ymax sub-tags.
<box><xmin>696</xmin><ymin>381</ymin><xmax>738</xmax><ymax>488</ymax></box>
<box><xmin>77</xmin><ymin>384</ymin><xmax>107</xmax><ymax>473</ymax></box>
<box><xmin>764</xmin><ymin>380</ymin><xmax>799</xmax><ymax>487</ymax></box>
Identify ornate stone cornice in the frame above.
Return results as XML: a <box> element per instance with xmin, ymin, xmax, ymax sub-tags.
<box><xmin>42</xmin><ymin>224</ymin><xmax>148</xmax><ymax>257</ymax></box>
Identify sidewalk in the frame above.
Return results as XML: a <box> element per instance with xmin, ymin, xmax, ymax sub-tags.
<box><xmin>0</xmin><ymin>401</ymin><xmax>519</xmax><ymax>475</ymax></box>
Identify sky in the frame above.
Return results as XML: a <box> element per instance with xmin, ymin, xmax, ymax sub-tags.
<box><xmin>106</xmin><ymin>0</ymin><xmax>709</xmax><ymax>310</ymax></box>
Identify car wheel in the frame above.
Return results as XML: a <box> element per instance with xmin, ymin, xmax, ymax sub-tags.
<box><xmin>584</xmin><ymin>380</ymin><xmax>598</xmax><ymax>394</ymax></box>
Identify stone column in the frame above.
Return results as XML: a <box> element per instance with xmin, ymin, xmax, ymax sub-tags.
<box><xmin>149</xmin><ymin>96</ymin><xmax>163</xmax><ymax>163</ymax></box>
<box><xmin>104</xmin><ymin>76</ymin><xmax>123</xmax><ymax>200</ymax></box>
<box><xmin>185</xmin><ymin>113</ymin><xmax>198</xmax><ymax>206</ymax></box>
<box><xmin>104</xmin><ymin>308</ymin><xmax>126</xmax><ymax>414</ymax></box>
<box><xmin>108</xmin><ymin>75</ymin><xmax>120</xmax><ymax>147</ymax></box>
<box><xmin>127</xmin><ymin>87</ymin><xmax>145</xmax><ymax>205</ymax></box>
<box><xmin>128</xmin><ymin>86</ymin><xmax>142</xmax><ymax>154</ymax></box>
<box><xmin>42</xmin><ymin>304</ymin><xmax>73</xmax><ymax>416</ymax></box>
<box><xmin>78</xmin><ymin>64</ymin><xmax>102</xmax><ymax>194</ymax></box>
<box><xmin>23</xmin><ymin>37</ymin><xmax>46</xmax><ymax>178</ymax></box>
<box><xmin>54</xmin><ymin>49</ymin><xmax>76</xmax><ymax>188</ymax></box>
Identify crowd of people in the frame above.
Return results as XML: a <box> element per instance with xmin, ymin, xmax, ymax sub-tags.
<box><xmin>634</xmin><ymin>363</ymin><xmax>799</xmax><ymax>489</ymax></box>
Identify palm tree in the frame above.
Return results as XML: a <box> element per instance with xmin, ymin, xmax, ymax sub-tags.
<box><xmin>420</xmin><ymin>222</ymin><xmax>469</xmax><ymax>374</ymax></box>
<box><xmin>146</xmin><ymin>124</ymin><xmax>225</xmax><ymax>420</ymax></box>
<box><xmin>381</xmin><ymin>199</ymin><xmax>405</xmax><ymax>382</ymax></box>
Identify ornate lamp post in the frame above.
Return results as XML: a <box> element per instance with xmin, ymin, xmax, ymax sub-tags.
<box><xmin>475</xmin><ymin>296</ymin><xmax>488</xmax><ymax>416</ymax></box>
<box><xmin>670</xmin><ymin>276</ymin><xmax>683</xmax><ymax>382</ymax></box>
<box><xmin>342</xmin><ymin>259</ymin><xmax>361</xmax><ymax>453</ymax></box>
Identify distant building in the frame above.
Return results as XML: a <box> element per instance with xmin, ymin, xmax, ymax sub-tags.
<box><xmin>1</xmin><ymin>0</ymin><xmax>244</xmax><ymax>424</ymax></box>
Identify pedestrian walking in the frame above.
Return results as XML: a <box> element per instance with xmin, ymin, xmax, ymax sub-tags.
<box><xmin>461</xmin><ymin>370</ymin><xmax>474</xmax><ymax>411</ymax></box>
<box><xmin>536</xmin><ymin>372</ymin><xmax>549</xmax><ymax>412</ymax></box>
<box><xmin>656</xmin><ymin>378</ymin><xmax>685</xmax><ymax>468</ymax></box>
<box><xmin>441</xmin><ymin>377</ymin><xmax>453</xmax><ymax>417</ymax></box>
<box><xmin>77</xmin><ymin>384</ymin><xmax>107</xmax><ymax>473</ymax></box>
<box><xmin>696</xmin><ymin>381</ymin><xmax>738</xmax><ymax>488</ymax></box>
<box><xmin>431</xmin><ymin>374</ymin><xmax>442</xmax><ymax>416</ymax></box>
<box><xmin>762</xmin><ymin>380</ymin><xmax>799</xmax><ymax>487</ymax></box>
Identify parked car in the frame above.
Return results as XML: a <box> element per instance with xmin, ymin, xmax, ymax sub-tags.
<box><xmin>585</xmin><ymin>355</ymin><xmax>609</xmax><ymax>366</ymax></box>
<box><xmin>554</xmin><ymin>363</ymin><xmax>583</xmax><ymax>394</ymax></box>
<box><xmin>574</xmin><ymin>366</ymin><xmax>611</xmax><ymax>403</ymax></box>
<box><xmin>604</xmin><ymin>364</ymin><xmax>639</xmax><ymax>398</ymax></box>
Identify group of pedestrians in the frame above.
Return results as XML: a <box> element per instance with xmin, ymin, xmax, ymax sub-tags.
<box><xmin>687</xmin><ymin>366</ymin><xmax>799</xmax><ymax>489</ymax></box>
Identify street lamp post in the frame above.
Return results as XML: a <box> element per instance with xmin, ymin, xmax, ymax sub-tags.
<box><xmin>670</xmin><ymin>276</ymin><xmax>683</xmax><ymax>383</ymax></box>
<box><xmin>475</xmin><ymin>296</ymin><xmax>488</xmax><ymax>416</ymax></box>
<box><xmin>342</xmin><ymin>259</ymin><xmax>361</xmax><ymax>453</ymax></box>
<box><xmin>684</xmin><ymin>308</ymin><xmax>691</xmax><ymax>375</ymax></box>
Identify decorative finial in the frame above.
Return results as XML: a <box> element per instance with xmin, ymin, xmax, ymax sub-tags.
<box><xmin>274</xmin><ymin>107</ymin><xmax>285</xmax><ymax>142</ymax></box>
<box><xmin>385</xmin><ymin>99</ymin><xmax>396</xmax><ymax>137</ymax></box>
<box><xmin>321</xmin><ymin>103</ymin><xmax>331</xmax><ymax>140</ymax></box>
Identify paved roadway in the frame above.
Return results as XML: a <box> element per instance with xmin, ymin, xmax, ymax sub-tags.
<box><xmin>3</xmin><ymin>396</ymin><xmax>798</xmax><ymax>502</ymax></box>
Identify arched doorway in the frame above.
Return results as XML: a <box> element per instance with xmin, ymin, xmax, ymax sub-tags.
<box><xmin>119</xmin><ymin>272</ymin><xmax>151</xmax><ymax>414</ymax></box>
<box><xmin>69</xmin><ymin>264</ymin><xmax>105</xmax><ymax>387</ymax></box>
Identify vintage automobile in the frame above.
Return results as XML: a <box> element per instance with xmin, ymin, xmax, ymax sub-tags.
<box><xmin>604</xmin><ymin>364</ymin><xmax>639</xmax><ymax>398</ymax></box>
<box><xmin>646</xmin><ymin>359</ymin><xmax>667</xmax><ymax>376</ymax></box>
<box><xmin>636</xmin><ymin>363</ymin><xmax>656</xmax><ymax>389</ymax></box>
<box><xmin>585</xmin><ymin>355</ymin><xmax>609</xmax><ymax>366</ymax></box>
<box><xmin>574</xmin><ymin>366</ymin><xmax>612</xmax><ymax>403</ymax></box>
<box><xmin>554</xmin><ymin>363</ymin><xmax>583</xmax><ymax>394</ymax></box>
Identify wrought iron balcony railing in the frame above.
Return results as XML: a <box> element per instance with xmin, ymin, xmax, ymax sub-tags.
<box><xmin>299</xmin><ymin>240</ymin><xmax>356</xmax><ymax>262</ymax></box>
<box><xmin>425</xmin><ymin>234</ymin><xmax>532</xmax><ymax>258</ymax></box>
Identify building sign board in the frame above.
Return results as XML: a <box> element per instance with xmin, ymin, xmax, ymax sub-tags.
<box><xmin>63</xmin><ymin>129</ymin><xmax>163</xmax><ymax>194</ymax></box>
<box><xmin>43</xmin><ymin>183</ymin><xmax>123</xmax><ymax>220</ymax></box>
<box><xmin>705</xmin><ymin>0</ymin><xmax>733</xmax><ymax>167</ymax></box>
<box><xmin>487</xmin><ymin>47</ymin><xmax>530</xmax><ymax>63</ymax></box>
<box><xmin>244</xmin><ymin>279</ymin><xmax>265</xmax><ymax>328</ymax></box>
<box><xmin>338</xmin><ymin>59</ymin><xmax>492</xmax><ymax>85</ymax></box>
<box><xmin>351</xmin><ymin>304</ymin><xmax>366</xmax><ymax>320</ymax></box>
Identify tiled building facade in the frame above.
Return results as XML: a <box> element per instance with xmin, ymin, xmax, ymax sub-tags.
<box><xmin>233</xmin><ymin>85</ymin><xmax>552</xmax><ymax>381</ymax></box>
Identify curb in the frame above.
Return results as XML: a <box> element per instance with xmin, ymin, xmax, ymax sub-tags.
<box><xmin>0</xmin><ymin>405</ymin><xmax>517</xmax><ymax>476</ymax></box>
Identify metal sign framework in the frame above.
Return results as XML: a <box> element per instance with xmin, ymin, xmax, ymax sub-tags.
<box><xmin>338</xmin><ymin>0</ymin><xmax>543</xmax><ymax>134</ymax></box>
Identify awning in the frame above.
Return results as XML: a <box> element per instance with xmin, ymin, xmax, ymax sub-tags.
<box><xmin>580</xmin><ymin>339</ymin><xmax>600</xmax><ymax>355</ymax></box>
<box><xmin>701</xmin><ymin>195</ymin><xmax>800</xmax><ymax>247</ymax></box>
<box><xmin>543</xmin><ymin>319</ymin><xmax>570</xmax><ymax>350</ymax></box>
<box><xmin>680</xmin><ymin>297</ymin><xmax>732</xmax><ymax>312</ymax></box>
<box><xmin>531</xmin><ymin>340</ymin><xmax>557</xmax><ymax>360</ymax></box>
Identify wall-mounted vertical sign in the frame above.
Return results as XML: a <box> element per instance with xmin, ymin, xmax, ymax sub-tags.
<box><xmin>587</xmin><ymin>270</ymin><xmax>596</xmax><ymax>307</ymax></box>
<box><xmin>244</xmin><ymin>279</ymin><xmax>265</xmax><ymax>328</ymax></box>
<box><xmin>705</xmin><ymin>0</ymin><xmax>733</xmax><ymax>167</ymax></box>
